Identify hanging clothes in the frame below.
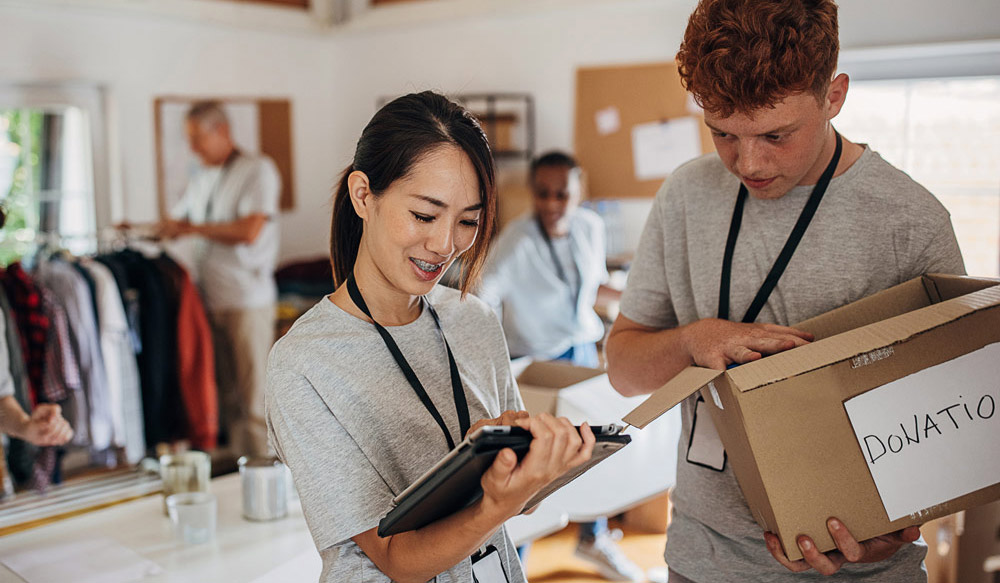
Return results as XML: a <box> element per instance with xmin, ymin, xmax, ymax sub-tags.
<box><xmin>100</xmin><ymin>250</ymin><xmax>174</xmax><ymax>448</ymax></box>
<box><xmin>0</xmin><ymin>262</ymin><xmax>50</xmax><ymax>404</ymax></box>
<box><xmin>34</xmin><ymin>288</ymin><xmax>75</xmax><ymax>489</ymax></box>
<box><xmin>80</xmin><ymin>259</ymin><xmax>146</xmax><ymax>464</ymax></box>
<box><xmin>154</xmin><ymin>254</ymin><xmax>217</xmax><ymax>451</ymax></box>
<box><xmin>0</xmin><ymin>291</ymin><xmax>36</xmax><ymax>487</ymax></box>
<box><xmin>34</xmin><ymin>257</ymin><xmax>112</xmax><ymax>453</ymax></box>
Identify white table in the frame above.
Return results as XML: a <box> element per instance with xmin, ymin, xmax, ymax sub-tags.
<box><xmin>0</xmin><ymin>382</ymin><xmax>681</xmax><ymax>582</ymax></box>
<box><xmin>0</xmin><ymin>474</ymin><xmax>322</xmax><ymax>583</ymax></box>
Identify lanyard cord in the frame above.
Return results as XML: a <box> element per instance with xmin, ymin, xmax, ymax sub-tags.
<box><xmin>345</xmin><ymin>273</ymin><xmax>471</xmax><ymax>450</ymax></box>
<box><xmin>536</xmin><ymin>216</ymin><xmax>582</xmax><ymax>315</ymax></box>
<box><xmin>199</xmin><ymin>149</ymin><xmax>240</xmax><ymax>222</ymax></box>
<box><xmin>719</xmin><ymin>132</ymin><xmax>843</xmax><ymax>323</ymax></box>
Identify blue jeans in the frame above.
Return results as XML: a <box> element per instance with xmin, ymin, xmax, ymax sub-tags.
<box><xmin>554</xmin><ymin>342</ymin><xmax>600</xmax><ymax>368</ymax></box>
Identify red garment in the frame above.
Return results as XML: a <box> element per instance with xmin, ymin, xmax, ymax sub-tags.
<box><xmin>1</xmin><ymin>262</ymin><xmax>51</xmax><ymax>404</ymax></box>
<box><xmin>157</xmin><ymin>256</ymin><xmax>218</xmax><ymax>450</ymax></box>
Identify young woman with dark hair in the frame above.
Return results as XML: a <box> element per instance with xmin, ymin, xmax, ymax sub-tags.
<box><xmin>266</xmin><ymin>91</ymin><xmax>595</xmax><ymax>583</ymax></box>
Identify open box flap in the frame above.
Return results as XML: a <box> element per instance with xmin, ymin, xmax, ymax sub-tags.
<box><xmin>727</xmin><ymin>283</ymin><xmax>1000</xmax><ymax>393</ymax></box>
<box><xmin>623</xmin><ymin>366</ymin><xmax>723</xmax><ymax>428</ymax></box>
<box><xmin>796</xmin><ymin>274</ymin><xmax>999</xmax><ymax>341</ymax></box>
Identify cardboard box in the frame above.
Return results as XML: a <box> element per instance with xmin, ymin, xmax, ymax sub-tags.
<box><xmin>624</xmin><ymin>274</ymin><xmax>1000</xmax><ymax>560</ymax></box>
<box><xmin>516</xmin><ymin>360</ymin><xmax>610</xmax><ymax>416</ymax></box>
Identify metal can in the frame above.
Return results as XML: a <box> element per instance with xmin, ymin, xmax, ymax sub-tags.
<box><xmin>238</xmin><ymin>456</ymin><xmax>287</xmax><ymax>521</ymax></box>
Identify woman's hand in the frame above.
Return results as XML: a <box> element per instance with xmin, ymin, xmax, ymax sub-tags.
<box><xmin>479</xmin><ymin>413</ymin><xmax>595</xmax><ymax>519</ymax></box>
<box><xmin>353</xmin><ymin>414</ymin><xmax>593</xmax><ymax>583</ymax></box>
<box><xmin>23</xmin><ymin>404</ymin><xmax>74</xmax><ymax>446</ymax></box>
<box><xmin>765</xmin><ymin>518</ymin><xmax>922</xmax><ymax>575</ymax></box>
<box><xmin>465</xmin><ymin>410</ymin><xmax>529</xmax><ymax>438</ymax></box>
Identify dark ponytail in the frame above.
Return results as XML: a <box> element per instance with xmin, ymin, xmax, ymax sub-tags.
<box><xmin>330</xmin><ymin>164</ymin><xmax>362</xmax><ymax>288</ymax></box>
<box><xmin>329</xmin><ymin>91</ymin><xmax>497</xmax><ymax>294</ymax></box>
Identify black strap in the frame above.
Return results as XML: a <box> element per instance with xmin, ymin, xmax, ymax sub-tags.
<box><xmin>346</xmin><ymin>273</ymin><xmax>471</xmax><ymax>450</ymax></box>
<box><xmin>719</xmin><ymin>132</ymin><xmax>843</xmax><ymax>323</ymax></box>
<box><xmin>199</xmin><ymin>149</ymin><xmax>241</xmax><ymax>222</ymax></box>
<box><xmin>536</xmin><ymin>216</ymin><xmax>582</xmax><ymax>315</ymax></box>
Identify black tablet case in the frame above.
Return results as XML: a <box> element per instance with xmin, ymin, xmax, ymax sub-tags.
<box><xmin>377</xmin><ymin>430</ymin><xmax>631</xmax><ymax>536</ymax></box>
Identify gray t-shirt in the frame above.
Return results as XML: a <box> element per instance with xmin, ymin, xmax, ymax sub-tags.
<box><xmin>620</xmin><ymin>147</ymin><xmax>965</xmax><ymax>583</ymax></box>
<box><xmin>266</xmin><ymin>285</ymin><xmax>526</xmax><ymax>583</ymax></box>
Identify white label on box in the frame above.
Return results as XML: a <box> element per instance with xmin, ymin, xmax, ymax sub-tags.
<box><xmin>844</xmin><ymin>342</ymin><xmax>1000</xmax><ymax>521</ymax></box>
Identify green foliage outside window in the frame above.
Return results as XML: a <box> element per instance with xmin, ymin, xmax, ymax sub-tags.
<box><xmin>0</xmin><ymin>109</ymin><xmax>43</xmax><ymax>266</ymax></box>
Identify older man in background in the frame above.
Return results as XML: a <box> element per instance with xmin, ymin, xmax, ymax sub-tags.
<box><xmin>159</xmin><ymin>101</ymin><xmax>281</xmax><ymax>458</ymax></box>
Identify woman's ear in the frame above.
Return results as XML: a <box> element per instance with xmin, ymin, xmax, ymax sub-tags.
<box><xmin>347</xmin><ymin>171</ymin><xmax>373</xmax><ymax>220</ymax></box>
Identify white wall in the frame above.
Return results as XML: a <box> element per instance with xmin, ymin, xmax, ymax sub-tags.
<box><xmin>0</xmin><ymin>2</ymin><xmax>338</xmax><ymax>261</ymax></box>
<box><xmin>2</xmin><ymin>0</ymin><xmax>999</xmax><ymax>262</ymax></box>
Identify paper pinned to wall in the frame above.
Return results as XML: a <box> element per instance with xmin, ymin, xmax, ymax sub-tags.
<box><xmin>595</xmin><ymin>106</ymin><xmax>621</xmax><ymax>136</ymax></box>
<box><xmin>843</xmin><ymin>342</ymin><xmax>1000</xmax><ymax>521</ymax></box>
<box><xmin>630</xmin><ymin>116</ymin><xmax>701</xmax><ymax>181</ymax></box>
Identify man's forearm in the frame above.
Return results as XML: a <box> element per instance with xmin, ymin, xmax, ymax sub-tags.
<box><xmin>189</xmin><ymin>215</ymin><xmax>267</xmax><ymax>245</ymax></box>
<box><xmin>606</xmin><ymin>324</ymin><xmax>692</xmax><ymax>397</ymax></box>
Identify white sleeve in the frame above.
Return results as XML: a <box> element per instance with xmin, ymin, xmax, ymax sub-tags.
<box><xmin>236</xmin><ymin>157</ymin><xmax>281</xmax><ymax>218</ymax></box>
<box><xmin>476</xmin><ymin>231</ymin><xmax>517</xmax><ymax>316</ymax></box>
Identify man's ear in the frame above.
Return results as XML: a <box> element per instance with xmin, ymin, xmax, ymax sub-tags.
<box><xmin>826</xmin><ymin>73</ymin><xmax>850</xmax><ymax>120</ymax></box>
<box><xmin>347</xmin><ymin>171</ymin><xmax>373</xmax><ymax>221</ymax></box>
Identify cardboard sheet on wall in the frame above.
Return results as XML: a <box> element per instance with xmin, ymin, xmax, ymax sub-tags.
<box><xmin>575</xmin><ymin>62</ymin><xmax>714</xmax><ymax>199</ymax></box>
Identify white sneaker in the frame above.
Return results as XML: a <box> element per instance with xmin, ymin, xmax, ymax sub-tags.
<box><xmin>574</xmin><ymin>531</ymin><xmax>646</xmax><ymax>582</ymax></box>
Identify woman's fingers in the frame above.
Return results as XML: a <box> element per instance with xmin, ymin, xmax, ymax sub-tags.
<box><xmin>572</xmin><ymin>422</ymin><xmax>596</xmax><ymax>465</ymax></box>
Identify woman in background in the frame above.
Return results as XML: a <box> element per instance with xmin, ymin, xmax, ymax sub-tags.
<box><xmin>266</xmin><ymin>91</ymin><xmax>594</xmax><ymax>582</ymax></box>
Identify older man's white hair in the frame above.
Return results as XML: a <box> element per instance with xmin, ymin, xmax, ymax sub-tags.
<box><xmin>186</xmin><ymin>100</ymin><xmax>230</xmax><ymax>130</ymax></box>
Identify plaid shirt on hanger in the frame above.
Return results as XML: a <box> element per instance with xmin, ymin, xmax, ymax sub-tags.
<box><xmin>1</xmin><ymin>262</ymin><xmax>51</xmax><ymax>403</ymax></box>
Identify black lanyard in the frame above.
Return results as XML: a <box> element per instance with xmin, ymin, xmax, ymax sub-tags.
<box><xmin>346</xmin><ymin>273</ymin><xmax>471</xmax><ymax>450</ymax></box>
<box><xmin>718</xmin><ymin>132</ymin><xmax>843</xmax><ymax>323</ymax></box>
<box><xmin>200</xmin><ymin>149</ymin><xmax>240</xmax><ymax>222</ymax></box>
<box><xmin>536</xmin><ymin>216</ymin><xmax>582</xmax><ymax>315</ymax></box>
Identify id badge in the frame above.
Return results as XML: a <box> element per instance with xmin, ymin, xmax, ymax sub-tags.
<box><xmin>686</xmin><ymin>395</ymin><xmax>726</xmax><ymax>471</ymax></box>
<box><xmin>471</xmin><ymin>545</ymin><xmax>510</xmax><ymax>583</ymax></box>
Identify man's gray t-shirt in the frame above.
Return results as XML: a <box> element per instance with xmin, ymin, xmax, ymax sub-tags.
<box><xmin>266</xmin><ymin>285</ymin><xmax>526</xmax><ymax>583</ymax></box>
<box><xmin>620</xmin><ymin>147</ymin><xmax>965</xmax><ymax>582</ymax></box>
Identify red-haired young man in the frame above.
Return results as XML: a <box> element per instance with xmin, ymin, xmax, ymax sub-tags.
<box><xmin>606</xmin><ymin>0</ymin><xmax>964</xmax><ymax>581</ymax></box>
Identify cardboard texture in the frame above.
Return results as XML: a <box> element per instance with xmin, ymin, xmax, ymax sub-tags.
<box><xmin>624</xmin><ymin>274</ymin><xmax>1000</xmax><ymax>560</ymax></box>
<box><xmin>516</xmin><ymin>360</ymin><xmax>609</xmax><ymax>416</ymax></box>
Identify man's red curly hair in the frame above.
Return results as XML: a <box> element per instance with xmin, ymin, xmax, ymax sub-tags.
<box><xmin>677</xmin><ymin>0</ymin><xmax>839</xmax><ymax>117</ymax></box>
